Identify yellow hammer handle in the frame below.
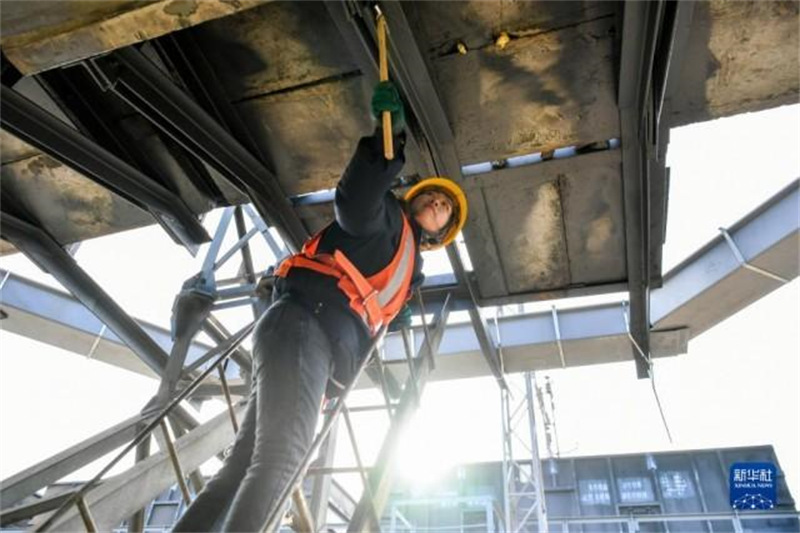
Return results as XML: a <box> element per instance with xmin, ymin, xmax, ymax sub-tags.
<box><xmin>377</xmin><ymin>14</ymin><xmax>394</xmax><ymax>160</ymax></box>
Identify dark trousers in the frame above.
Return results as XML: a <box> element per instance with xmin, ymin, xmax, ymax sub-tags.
<box><xmin>173</xmin><ymin>296</ymin><xmax>334</xmax><ymax>532</ymax></box>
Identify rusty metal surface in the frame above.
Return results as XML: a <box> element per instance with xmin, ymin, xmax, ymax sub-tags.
<box><xmin>462</xmin><ymin>150</ymin><xmax>625</xmax><ymax>300</ymax></box>
<box><xmin>670</xmin><ymin>0</ymin><xmax>799</xmax><ymax>126</ymax></box>
<box><xmin>1</xmin><ymin>0</ymin><xmax>270</xmax><ymax>75</ymax></box>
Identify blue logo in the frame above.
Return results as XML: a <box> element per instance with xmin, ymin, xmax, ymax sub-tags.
<box><xmin>730</xmin><ymin>462</ymin><xmax>777</xmax><ymax>510</ymax></box>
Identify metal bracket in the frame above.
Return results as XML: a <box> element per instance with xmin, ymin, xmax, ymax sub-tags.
<box><xmin>0</xmin><ymin>269</ymin><xmax>11</xmax><ymax>292</ymax></box>
<box><xmin>86</xmin><ymin>325</ymin><xmax>107</xmax><ymax>360</ymax></box>
<box><xmin>719</xmin><ymin>227</ymin><xmax>789</xmax><ymax>284</ymax></box>
<box><xmin>492</xmin><ymin>308</ymin><xmax>505</xmax><ymax>375</ymax></box>
<box><xmin>621</xmin><ymin>301</ymin><xmax>652</xmax><ymax>377</ymax></box>
<box><xmin>550</xmin><ymin>306</ymin><xmax>566</xmax><ymax>368</ymax></box>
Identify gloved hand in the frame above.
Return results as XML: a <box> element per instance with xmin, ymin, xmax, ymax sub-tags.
<box><xmin>371</xmin><ymin>81</ymin><xmax>406</xmax><ymax>134</ymax></box>
<box><xmin>388</xmin><ymin>303</ymin><xmax>412</xmax><ymax>332</ymax></box>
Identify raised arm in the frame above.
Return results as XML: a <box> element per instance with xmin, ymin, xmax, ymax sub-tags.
<box><xmin>334</xmin><ymin>130</ymin><xmax>406</xmax><ymax>236</ymax></box>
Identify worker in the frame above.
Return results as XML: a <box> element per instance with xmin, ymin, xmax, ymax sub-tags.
<box><xmin>172</xmin><ymin>81</ymin><xmax>467</xmax><ymax>532</ymax></box>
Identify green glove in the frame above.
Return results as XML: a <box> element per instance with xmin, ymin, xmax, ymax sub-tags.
<box><xmin>388</xmin><ymin>304</ymin><xmax>412</xmax><ymax>332</ymax></box>
<box><xmin>371</xmin><ymin>81</ymin><xmax>406</xmax><ymax>134</ymax></box>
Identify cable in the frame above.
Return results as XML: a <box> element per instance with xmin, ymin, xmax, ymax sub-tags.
<box><xmin>621</xmin><ymin>302</ymin><xmax>674</xmax><ymax>444</ymax></box>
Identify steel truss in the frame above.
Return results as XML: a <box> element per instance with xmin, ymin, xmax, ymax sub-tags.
<box><xmin>501</xmin><ymin>373</ymin><xmax>549</xmax><ymax>533</ymax></box>
<box><xmin>0</xmin><ymin>203</ymin><xmax>455</xmax><ymax>533</ymax></box>
<box><xmin>3</xmin><ymin>3</ymin><xmax>788</xmax><ymax>533</ymax></box>
<box><xmin>83</xmin><ymin>46</ymin><xmax>308</xmax><ymax>251</ymax></box>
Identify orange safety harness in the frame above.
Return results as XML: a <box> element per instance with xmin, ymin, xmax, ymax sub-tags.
<box><xmin>275</xmin><ymin>214</ymin><xmax>416</xmax><ymax>335</ymax></box>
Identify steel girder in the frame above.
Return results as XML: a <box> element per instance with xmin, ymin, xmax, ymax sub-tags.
<box><xmin>84</xmin><ymin>47</ymin><xmax>308</xmax><ymax>252</ymax></box>
<box><xmin>617</xmin><ymin>0</ymin><xmax>687</xmax><ymax>377</ymax></box>
<box><xmin>152</xmin><ymin>32</ymin><xmax>275</xmax><ymax>174</ymax></box>
<box><xmin>0</xmin><ymin>413</ymin><xmax>150</xmax><ymax>508</ymax></box>
<box><xmin>0</xmin><ymin>490</ymin><xmax>74</xmax><ymax>528</ymax></box>
<box><xmin>0</xmin><ymin>211</ymin><xmax>170</xmax><ymax>375</ymax></box>
<box><xmin>0</xmin><ymin>267</ymin><xmax>212</xmax><ymax>378</ymax></box>
<box><xmin>2</xmin><ymin>178</ymin><xmax>794</xmax><ymax>383</ymax></box>
<box><xmin>325</xmin><ymin>0</ymin><xmax>508</xmax><ymax>390</ymax></box>
<box><xmin>36</xmin><ymin>65</ymin><xmax>228</xmax><ymax>209</ymax></box>
<box><xmin>42</xmin><ymin>405</ymin><xmax>244</xmax><ymax>532</ymax></box>
<box><xmin>0</xmin><ymin>85</ymin><xmax>210</xmax><ymax>253</ymax></box>
<box><xmin>651</xmin><ymin>179</ymin><xmax>800</xmax><ymax>335</ymax></box>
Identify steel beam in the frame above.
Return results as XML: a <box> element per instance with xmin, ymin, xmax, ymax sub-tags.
<box><xmin>37</xmin><ymin>65</ymin><xmax>227</xmax><ymax>208</ymax></box>
<box><xmin>0</xmin><ymin>85</ymin><xmax>209</xmax><ymax>253</ymax></box>
<box><xmin>85</xmin><ymin>47</ymin><xmax>307</xmax><ymax>251</ymax></box>
<box><xmin>383</xmin><ymin>2</ymin><xmax>509</xmax><ymax>388</ymax></box>
<box><xmin>202</xmin><ymin>315</ymin><xmax>253</xmax><ymax>375</ymax></box>
<box><xmin>12</xmin><ymin>172</ymin><xmax>796</xmax><ymax>386</ymax></box>
<box><xmin>42</xmin><ymin>405</ymin><xmax>244</xmax><ymax>532</ymax></box>
<box><xmin>652</xmin><ymin>179</ymin><xmax>799</xmax><ymax>335</ymax></box>
<box><xmin>0</xmin><ymin>265</ymin><xmax>690</xmax><ymax>385</ymax></box>
<box><xmin>348</xmin><ymin>298</ymin><xmax>452</xmax><ymax>532</ymax></box>
<box><xmin>0</xmin><ymin>490</ymin><xmax>74</xmax><ymax>528</ymax></box>
<box><xmin>0</xmin><ymin>414</ymin><xmax>149</xmax><ymax>508</ymax></box>
<box><xmin>0</xmin><ymin>212</ymin><xmax>170</xmax><ymax>375</ymax></box>
<box><xmin>329</xmin><ymin>479</ymin><xmax>359</xmax><ymax>524</ymax></box>
<box><xmin>452</xmin><ymin>248</ymin><xmax>508</xmax><ymax>390</ymax></box>
<box><xmin>0</xmin><ymin>268</ymin><xmax>211</xmax><ymax>378</ymax></box>
<box><xmin>617</xmin><ymin>0</ymin><xmax>669</xmax><ymax>378</ymax></box>
<box><xmin>152</xmin><ymin>31</ymin><xmax>273</xmax><ymax>171</ymax></box>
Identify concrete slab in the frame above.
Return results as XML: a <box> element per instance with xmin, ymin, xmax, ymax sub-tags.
<box><xmin>670</xmin><ymin>1</ymin><xmax>799</xmax><ymax>126</ymax></box>
<box><xmin>462</xmin><ymin>149</ymin><xmax>625</xmax><ymax>301</ymax></box>
<box><xmin>0</xmin><ymin>0</ymin><xmax>269</xmax><ymax>75</ymax></box>
<box><xmin>0</xmin><ymin>154</ymin><xmax>153</xmax><ymax>252</ymax></box>
<box><xmin>193</xmin><ymin>1</ymin><xmax>358</xmax><ymax>102</ymax></box>
<box><xmin>430</xmin><ymin>15</ymin><xmax>620</xmax><ymax>164</ymax></box>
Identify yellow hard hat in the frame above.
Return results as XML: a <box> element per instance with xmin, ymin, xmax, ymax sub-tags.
<box><xmin>404</xmin><ymin>177</ymin><xmax>468</xmax><ymax>250</ymax></box>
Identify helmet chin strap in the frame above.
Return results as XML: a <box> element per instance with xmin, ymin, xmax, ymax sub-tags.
<box><xmin>420</xmin><ymin>220</ymin><xmax>452</xmax><ymax>249</ymax></box>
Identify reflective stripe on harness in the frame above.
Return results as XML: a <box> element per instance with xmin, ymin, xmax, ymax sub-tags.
<box><xmin>275</xmin><ymin>215</ymin><xmax>416</xmax><ymax>334</ymax></box>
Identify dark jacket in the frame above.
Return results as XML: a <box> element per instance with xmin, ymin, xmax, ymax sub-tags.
<box><xmin>274</xmin><ymin>131</ymin><xmax>424</xmax><ymax>385</ymax></box>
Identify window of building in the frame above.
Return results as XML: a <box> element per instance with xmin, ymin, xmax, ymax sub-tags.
<box><xmin>579</xmin><ymin>479</ymin><xmax>612</xmax><ymax>505</ymax></box>
<box><xmin>461</xmin><ymin>509</ymin><xmax>488</xmax><ymax>532</ymax></box>
<box><xmin>147</xmin><ymin>503</ymin><xmax>179</xmax><ymax>527</ymax></box>
<box><xmin>616</xmin><ymin>476</ymin><xmax>655</xmax><ymax>503</ymax></box>
<box><xmin>658</xmin><ymin>470</ymin><xmax>696</xmax><ymax>499</ymax></box>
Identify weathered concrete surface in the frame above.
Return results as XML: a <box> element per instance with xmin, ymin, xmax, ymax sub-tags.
<box><xmin>236</xmin><ymin>74</ymin><xmax>380</xmax><ymax>197</ymax></box>
<box><xmin>403</xmin><ymin>1</ymin><xmax>616</xmax><ymax>58</ymax></box>
<box><xmin>0</xmin><ymin>154</ymin><xmax>154</xmax><ymax>254</ymax></box>
<box><xmin>430</xmin><ymin>15</ymin><xmax>620</xmax><ymax>164</ymax></box>
<box><xmin>670</xmin><ymin>1</ymin><xmax>799</xmax><ymax>126</ymax></box>
<box><xmin>558</xmin><ymin>152</ymin><xmax>626</xmax><ymax>285</ymax></box>
<box><xmin>462</xmin><ymin>149</ymin><xmax>625</xmax><ymax>300</ymax></box>
<box><xmin>0</xmin><ymin>0</ymin><xmax>270</xmax><ymax>75</ymax></box>
<box><xmin>0</xmin><ymin>130</ymin><xmax>38</xmax><ymax>164</ymax></box>
<box><xmin>295</xmin><ymin>203</ymin><xmax>335</xmax><ymax>236</ymax></box>
<box><xmin>193</xmin><ymin>1</ymin><xmax>358</xmax><ymax>102</ymax></box>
